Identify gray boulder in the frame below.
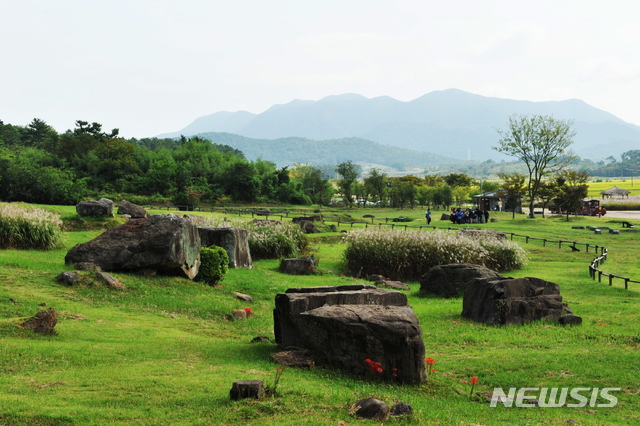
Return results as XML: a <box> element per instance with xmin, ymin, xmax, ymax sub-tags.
<box><xmin>279</xmin><ymin>256</ymin><xmax>318</xmax><ymax>275</ymax></box>
<box><xmin>65</xmin><ymin>214</ymin><xmax>201</xmax><ymax>279</ymax></box>
<box><xmin>298</xmin><ymin>304</ymin><xmax>426</xmax><ymax>384</ymax></box>
<box><xmin>352</xmin><ymin>398</ymin><xmax>390</xmax><ymax>421</ymax></box>
<box><xmin>55</xmin><ymin>271</ymin><xmax>80</xmax><ymax>286</ymax></box>
<box><xmin>420</xmin><ymin>263</ymin><xmax>504</xmax><ymax>298</ymax></box>
<box><xmin>198</xmin><ymin>227</ymin><xmax>252</xmax><ymax>268</ymax></box>
<box><xmin>462</xmin><ymin>277</ymin><xmax>573</xmax><ymax>325</ymax></box>
<box><xmin>117</xmin><ymin>200</ymin><xmax>148</xmax><ymax>218</ymax></box>
<box><xmin>274</xmin><ymin>286</ymin><xmax>425</xmax><ymax>384</ymax></box>
<box><xmin>76</xmin><ymin>198</ymin><xmax>114</xmax><ymax>217</ymax></box>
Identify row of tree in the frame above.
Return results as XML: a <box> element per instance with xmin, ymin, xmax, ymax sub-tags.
<box><xmin>0</xmin><ymin>114</ymin><xmax>593</xmax><ymax>214</ymax></box>
<box><xmin>0</xmin><ymin>118</ymin><xmax>501</xmax><ymax>209</ymax></box>
<box><xmin>0</xmin><ymin>119</ymin><xmax>334</xmax><ymax>206</ymax></box>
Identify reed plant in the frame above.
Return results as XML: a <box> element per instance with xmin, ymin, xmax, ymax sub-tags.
<box><xmin>0</xmin><ymin>203</ymin><xmax>63</xmax><ymax>250</ymax></box>
<box><xmin>188</xmin><ymin>215</ymin><xmax>308</xmax><ymax>260</ymax></box>
<box><xmin>343</xmin><ymin>228</ymin><xmax>527</xmax><ymax>280</ymax></box>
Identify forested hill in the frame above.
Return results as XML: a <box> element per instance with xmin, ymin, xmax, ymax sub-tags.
<box><xmin>194</xmin><ymin>132</ymin><xmax>458</xmax><ymax>168</ymax></box>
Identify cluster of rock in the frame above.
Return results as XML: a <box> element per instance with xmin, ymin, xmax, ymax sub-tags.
<box><xmin>273</xmin><ymin>285</ymin><xmax>426</xmax><ymax>384</ymax></box>
<box><xmin>462</xmin><ymin>276</ymin><xmax>580</xmax><ymax>326</ymax></box>
<box><xmin>76</xmin><ymin>198</ymin><xmax>115</xmax><ymax>217</ymax></box>
<box><xmin>64</xmin><ymin>200</ymin><xmax>253</xmax><ymax>281</ymax></box>
<box><xmin>420</xmin><ymin>263</ymin><xmax>580</xmax><ymax>326</ymax></box>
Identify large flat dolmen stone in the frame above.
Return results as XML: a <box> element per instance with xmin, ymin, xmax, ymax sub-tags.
<box><xmin>274</xmin><ymin>287</ymin><xmax>408</xmax><ymax>349</ymax></box>
<box><xmin>285</xmin><ymin>284</ymin><xmax>377</xmax><ymax>293</ymax></box>
<box><xmin>296</xmin><ymin>304</ymin><xmax>426</xmax><ymax>384</ymax></box>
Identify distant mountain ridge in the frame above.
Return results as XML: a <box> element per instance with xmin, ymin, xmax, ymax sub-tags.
<box><xmin>158</xmin><ymin>89</ymin><xmax>640</xmax><ymax>161</ymax></box>
<box><xmin>192</xmin><ymin>132</ymin><xmax>456</xmax><ymax>169</ymax></box>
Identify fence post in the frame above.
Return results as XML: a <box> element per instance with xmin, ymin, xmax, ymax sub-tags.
<box><xmin>609</xmin><ymin>275</ymin><xmax>613</xmax><ymax>286</ymax></box>
<box><xmin>625</xmin><ymin>278</ymin><xmax>629</xmax><ymax>290</ymax></box>
<box><xmin>598</xmin><ymin>271</ymin><xmax>602</xmax><ymax>282</ymax></box>
<box><xmin>543</xmin><ymin>239</ymin><xmax>546</xmax><ymax>247</ymax></box>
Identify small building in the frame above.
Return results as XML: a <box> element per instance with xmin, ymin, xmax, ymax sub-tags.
<box><xmin>472</xmin><ymin>191</ymin><xmax>522</xmax><ymax>213</ymax></box>
<box><xmin>600</xmin><ymin>186</ymin><xmax>631</xmax><ymax>199</ymax></box>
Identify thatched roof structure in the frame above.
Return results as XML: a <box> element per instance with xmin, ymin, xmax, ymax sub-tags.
<box><xmin>600</xmin><ymin>186</ymin><xmax>631</xmax><ymax>198</ymax></box>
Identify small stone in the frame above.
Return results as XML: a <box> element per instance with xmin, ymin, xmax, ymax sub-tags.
<box><xmin>229</xmin><ymin>380</ymin><xmax>265</xmax><ymax>400</ymax></box>
<box><xmin>232</xmin><ymin>309</ymin><xmax>247</xmax><ymax>320</ymax></box>
<box><xmin>351</xmin><ymin>398</ymin><xmax>390</xmax><ymax>421</ymax></box>
<box><xmin>559</xmin><ymin>315</ymin><xmax>583</xmax><ymax>326</ymax></box>
<box><xmin>55</xmin><ymin>271</ymin><xmax>80</xmax><ymax>286</ymax></box>
<box><xmin>235</xmin><ymin>292</ymin><xmax>253</xmax><ymax>302</ymax></box>
<box><xmin>22</xmin><ymin>308</ymin><xmax>58</xmax><ymax>335</ymax></box>
<box><xmin>250</xmin><ymin>336</ymin><xmax>272</xmax><ymax>343</ymax></box>
<box><xmin>94</xmin><ymin>271</ymin><xmax>126</xmax><ymax>290</ymax></box>
<box><xmin>390</xmin><ymin>402</ymin><xmax>413</xmax><ymax>416</ymax></box>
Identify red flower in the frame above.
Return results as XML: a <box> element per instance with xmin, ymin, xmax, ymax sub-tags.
<box><xmin>426</xmin><ymin>357</ymin><xmax>435</xmax><ymax>366</ymax></box>
<box><xmin>244</xmin><ymin>307</ymin><xmax>252</xmax><ymax>312</ymax></box>
<box><xmin>376</xmin><ymin>367</ymin><xmax>383</xmax><ymax>373</ymax></box>
<box><xmin>471</xmin><ymin>376</ymin><xmax>478</xmax><ymax>385</ymax></box>
<box><xmin>364</xmin><ymin>359</ymin><xmax>372</xmax><ymax>364</ymax></box>
<box><xmin>431</xmin><ymin>369</ymin><xmax>437</xmax><ymax>373</ymax></box>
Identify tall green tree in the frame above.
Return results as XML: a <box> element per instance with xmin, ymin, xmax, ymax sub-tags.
<box><xmin>335</xmin><ymin>160</ymin><xmax>360</xmax><ymax>208</ymax></box>
<box><xmin>364</xmin><ymin>168</ymin><xmax>387</xmax><ymax>205</ymax></box>
<box><xmin>553</xmin><ymin>170</ymin><xmax>590</xmax><ymax>221</ymax></box>
<box><xmin>494</xmin><ymin>114</ymin><xmax>576</xmax><ymax>218</ymax></box>
<box><xmin>498</xmin><ymin>172</ymin><xmax>527</xmax><ymax>218</ymax></box>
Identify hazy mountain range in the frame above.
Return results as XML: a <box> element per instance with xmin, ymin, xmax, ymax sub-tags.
<box><xmin>158</xmin><ymin>89</ymin><xmax>640</xmax><ymax>164</ymax></box>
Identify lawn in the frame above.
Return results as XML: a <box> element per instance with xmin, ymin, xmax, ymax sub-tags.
<box><xmin>0</xmin><ymin>205</ymin><xmax>639</xmax><ymax>425</ymax></box>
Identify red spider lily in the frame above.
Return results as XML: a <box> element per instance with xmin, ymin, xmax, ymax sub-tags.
<box><xmin>469</xmin><ymin>376</ymin><xmax>478</xmax><ymax>399</ymax></box>
<box><xmin>426</xmin><ymin>357</ymin><xmax>435</xmax><ymax>366</ymax></box>
<box><xmin>364</xmin><ymin>359</ymin><xmax>383</xmax><ymax>374</ymax></box>
<box><xmin>244</xmin><ymin>307</ymin><xmax>252</xmax><ymax>312</ymax></box>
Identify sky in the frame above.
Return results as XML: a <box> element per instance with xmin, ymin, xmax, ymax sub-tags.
<box><xmin>1</xmin><ymin>0</ymin><xmax>639</xmax><ymax>138</ymax></box>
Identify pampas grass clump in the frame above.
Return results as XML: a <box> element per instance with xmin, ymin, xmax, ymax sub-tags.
<box><xmin>343</xmin><ymin>228</ymin><xmax>527</xmax><ymax>281</ymax></box>
<box><xmin>0</xmin><ymin>203</ymin><xmax>64</xmax><ymax>249</ymax></box>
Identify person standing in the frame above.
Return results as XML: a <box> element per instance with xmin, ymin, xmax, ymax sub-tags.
<box><xmin>425</xmin><ymin>209</ymin><xmax>432</xmax><ymax>225</ymax></box>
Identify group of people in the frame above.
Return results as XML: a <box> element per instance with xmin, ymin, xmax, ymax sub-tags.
<box><xmin>424</xmin><ymin>207</ymin><xmax>490</xmax><ymax>225</ymax></box>
<box><xmin>447</xmin><ymin>207</ymin><xmax>489</xmax><ymax>224</ymax></box>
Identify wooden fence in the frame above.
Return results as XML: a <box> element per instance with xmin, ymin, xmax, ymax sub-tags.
<box><xmin>148</xmin><ymin>206</ymin><xmax>637</xmax><ymax>290</ymax></box>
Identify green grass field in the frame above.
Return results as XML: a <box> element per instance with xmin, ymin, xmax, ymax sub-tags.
<box><xmin>0</xmin><ymin>204</ymin><xmax>639</xmax><ymax>426</ymax></box>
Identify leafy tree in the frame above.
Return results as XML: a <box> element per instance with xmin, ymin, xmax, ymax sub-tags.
<box><xmin>225</xmin><ymin>162</ymin><xmax>259</xmax><ymax>202</ymax></box>
<box><xmin>553</xmin><ymin>170</ymin><xmax>589</xmax><ymax>221</ymax></box>
<box><xmin>23</xmin><ymin>118</ymin><xmax>58</xmax><ymax>150</ymax></box>
<box><xmin>443</xmin><ymin>173</ymin><xmax>474</xmax><ymax>187</ymax></box>
<box><xmin>335</xmin><ymin>160</ymin><xmax>360</xmax><ymax>208</ymax></box>
<box><xmin>431</xmin><ymin>183</ymin><xmax>453</xmax><ymax>209</ymax></box>
<box><xmin>498</xmin><ymin>172</ymin><xmax>526</xmax><ymax>218</ymax></box>
<box><xmin>536</xmin><ymin>181</ymin><xmax>558</xmax><ymax>218</ymax></box>
<box><xmin>364</xmin><ymin>168</ymin><xmax>387</xmax><ymax>205</ymax></box>
<box><xmin>494</xmin><ymin>114</ymin><xmax>576</xmax><ymax>218</ymax></box>
<box><xmin>290</xmin><ymin>163</ymin><xmax>333</xmax><ymax>205</ymax></box>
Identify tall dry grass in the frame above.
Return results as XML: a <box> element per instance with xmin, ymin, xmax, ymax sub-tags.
<box><xmin>343</xmin><ymin>228</ymin><xmax>527</xmax><ymax>280</ymax></box>
<box><xmin>0</xmin><ymin>203</ymin><xmax>64</xmax><ymax>249</ymax></box>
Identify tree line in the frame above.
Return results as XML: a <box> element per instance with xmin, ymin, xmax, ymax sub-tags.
<box><xmin>0</xmin><ymin>118</ymin><xmax>333</xmax><ymax>206</ymax></box>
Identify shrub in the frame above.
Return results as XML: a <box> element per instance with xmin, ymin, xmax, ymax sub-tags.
<box><xmin>197</xmin><ymin>246</ymin><xmax>229</xmax><ymax>285</ymax></box>
<box><xmin>343</xmin><ymin>228</ymin><xmax>527</xmax><ymax>281</ymax></box>
<box><xmin>0</xmin><ymin>203</ymin><xmax>64</xmax><ymax>250</ymax></box>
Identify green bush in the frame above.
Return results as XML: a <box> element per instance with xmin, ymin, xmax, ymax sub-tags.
<box><xmin>0</xmin><ymin>203</ymin><xmax>64</xmax><ymax>249</ymax></box>
<box><xmin>246</xmin><ymin>221</ymin><xmax>308</xmax><ymax>259</ymax></box>
<box><xmin>343</xmin><ymin>228</ymin><xmax>527</xmax><ymax>281</ymax></box>
<box><xmin>197</xmin><ymin>246</ymin><xmax>229</xmax><ymax>285</ymax></box>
